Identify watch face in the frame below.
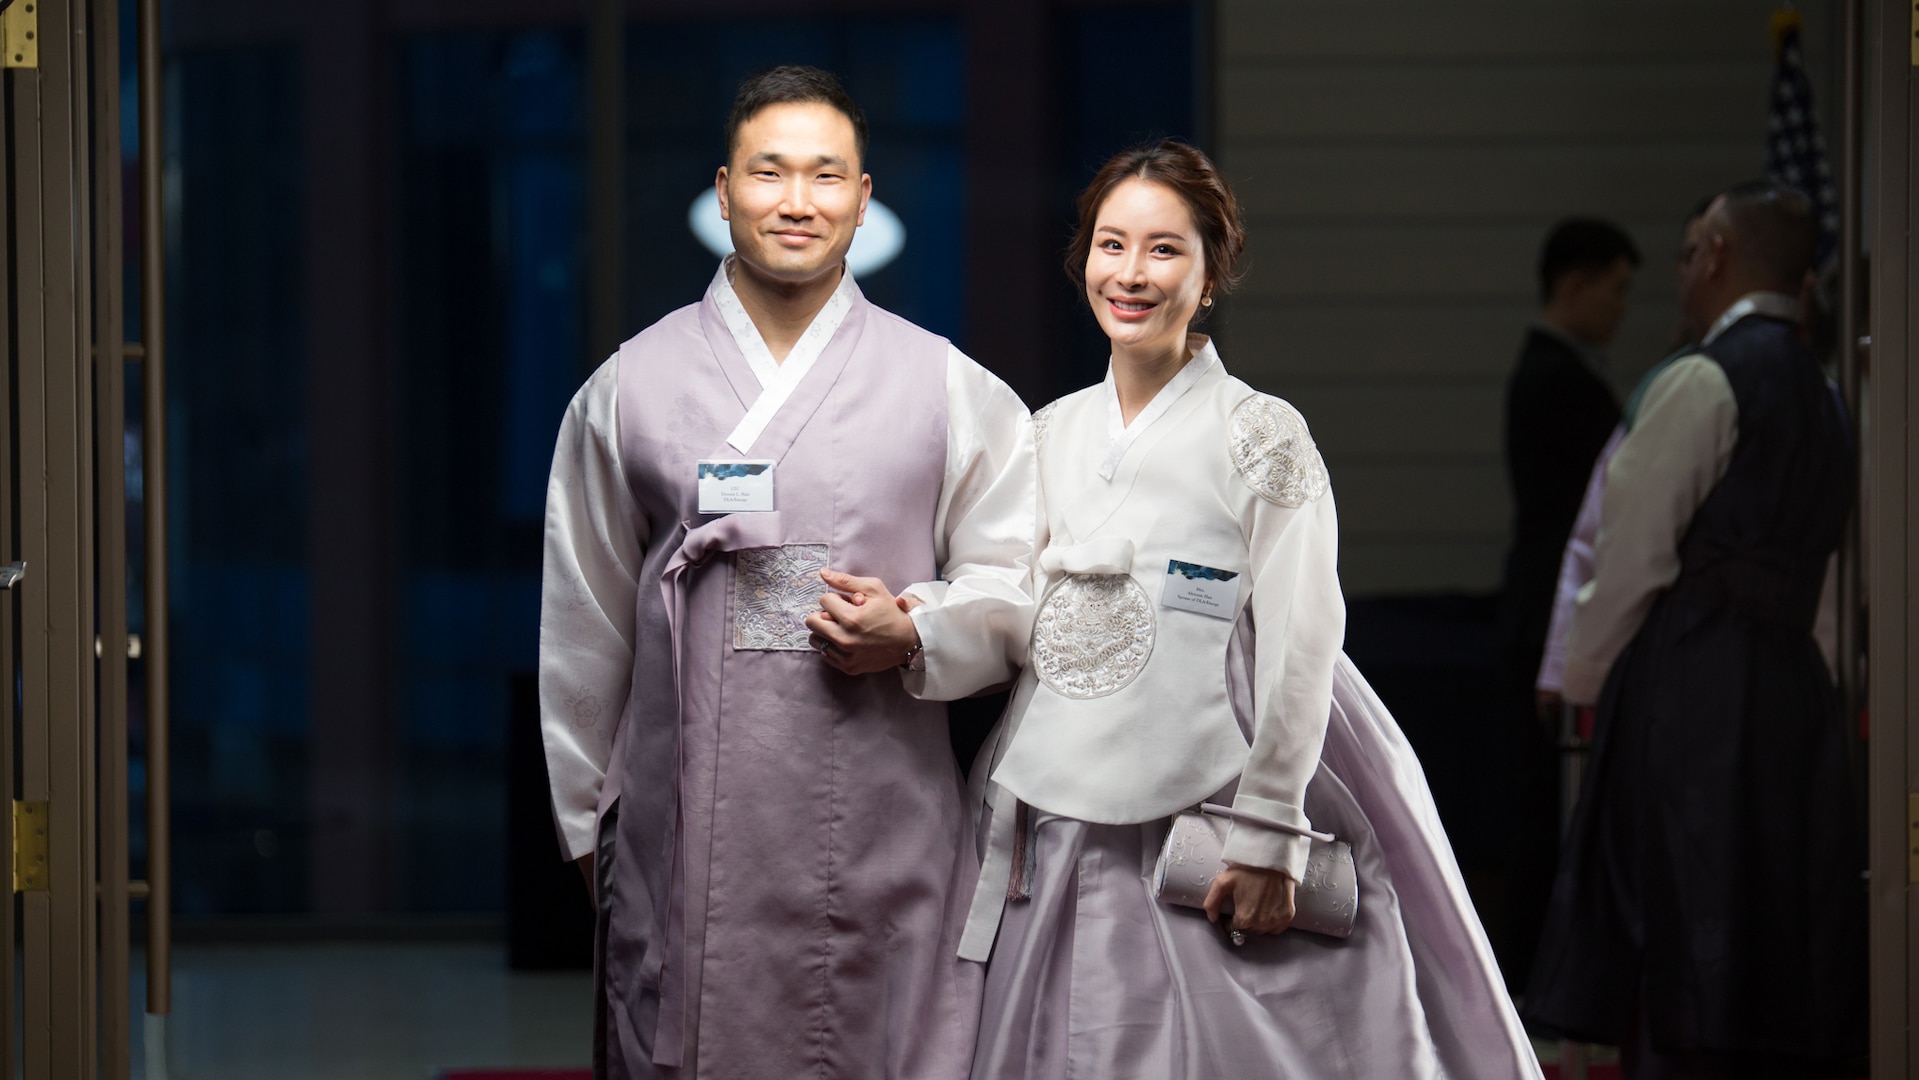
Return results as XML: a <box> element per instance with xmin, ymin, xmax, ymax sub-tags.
<box><xmin>904</xmin><ymin>645</ymin><xmax>926</xmax><ymax>672</ymax></box>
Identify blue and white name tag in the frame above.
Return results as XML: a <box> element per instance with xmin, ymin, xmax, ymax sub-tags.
<box><xmin>1161</xmin><ymin>559</ymin><xmax>1240</xmax><ymax>618</ymax></box>
<box><xmin>697</xmin><ymin>460</ymin><xmax>776</xmax><ymax>514</ymax></box>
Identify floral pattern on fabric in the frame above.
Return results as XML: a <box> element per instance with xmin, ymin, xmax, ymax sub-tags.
<box><xmin>1031</xmin><ymin>401</ymin><xmax>1058</xmax><ymax>456</ymax></box>
<box><xmin>1030</xmin><ymin>573</ymin><xmax>1155</xmax><ymax>699</ymax></box>
<box><xmin>734</xmin><ymin>544</ymin><xmax>830</xmax><ymax>651</ymax></box>
<box><xmin>1229</xmin><ymin>394</ymin><xmax>1328</xmax><ymax>507</ymax></box>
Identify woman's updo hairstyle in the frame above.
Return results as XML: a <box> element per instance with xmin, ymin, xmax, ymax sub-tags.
<box><xmin>1065</xmin><ymin>139</ymin><xmax>1248</xmax><ymax>320</ymax></box>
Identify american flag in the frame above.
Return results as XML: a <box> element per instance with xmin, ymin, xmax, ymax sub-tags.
<box><xmin>1764</xmin><ymin>19</ymin><xmax>1839</xmax><ymax>270</ymax></box>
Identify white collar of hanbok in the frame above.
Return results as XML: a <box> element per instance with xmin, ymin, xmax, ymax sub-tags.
<box><xmin>1700</xmin><ymin>290</ymin><xmax>1800</xmax><ymax>347</ymax></box>
<box><xmin>1098</xmin><ymin>335</ymin><xmax>1220</xmax><ymax>481</ymax></box>
<box><xmin>710</xmin><ymin>255</ymin><xmax>860</xmax><ymax>453</ymax></box>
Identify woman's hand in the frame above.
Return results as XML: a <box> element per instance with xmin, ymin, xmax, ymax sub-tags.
<box><xmin>804</xmin><ymin>569</ymin><xmax>921</xmax><ymax>676</ymax></box>
<box><xmin>1202</xmin><ymin>864</ymin><xmax>1296</xmax><ymax>937</ymax></box>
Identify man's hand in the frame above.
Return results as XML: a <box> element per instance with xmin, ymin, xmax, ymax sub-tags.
<box><xmin>804</xmin><ymin>569</ymin><xmax>921</xmax><ymax>676</ymax></box>
<box><xmin>1203</xmin><ymin>864</ymin><xmax>1297</xmax><ymax>937</ymax></box>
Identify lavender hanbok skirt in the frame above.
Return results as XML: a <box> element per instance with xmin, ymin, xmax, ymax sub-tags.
<box><xmin>972</xmin><ymin>654</ymin><xmax>1540</xmax><ymax>1080</ymax></box>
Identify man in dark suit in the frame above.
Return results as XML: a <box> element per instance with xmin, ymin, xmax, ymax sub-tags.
<box><xmin>1526</xmin><ymin>181</ymin><xmax>1864</xmax><ymax>1079</ymax></box>
<box><xmin>1494</xmin><ymin>218</ymin><xmax>1639</xmax><ymax>993</ymax></box>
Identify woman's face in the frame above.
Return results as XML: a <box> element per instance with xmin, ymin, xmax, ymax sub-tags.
<box><xmin>1084</xmin><ymin>178</ymin><xmax>1209</xmax><ymax>362</ymax></box>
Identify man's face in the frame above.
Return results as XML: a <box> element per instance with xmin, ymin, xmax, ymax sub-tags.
<box><xmin>716</xmin><ymin>102</ymin><xmax>870</xmax><ymax>287</ymax></box>
<box><xmin>1676</xmin><ymin>204</ymin><xmax>1723</xmax><ymax>336</ymax></box>
<box><xmin>1562</xmin><ymin>256</ymin><xmax>1635</xmax><ymax>347</ymax></box>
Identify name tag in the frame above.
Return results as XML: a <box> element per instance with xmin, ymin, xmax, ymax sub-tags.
<box><xmin>698</xmin><ymin>460</ymin><xmax>776</xmax><ymax>514</ymax></box>
<box><xmin>1161</xmin><ymin>560</ymin><xmax>1240</xmax><ymax>619</ymax></box>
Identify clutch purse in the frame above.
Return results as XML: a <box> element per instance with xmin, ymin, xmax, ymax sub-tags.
<box><xmin>1151</xmin><ymin>802</ymin><xmax>1358</xmax><ymax>940</ymax></box>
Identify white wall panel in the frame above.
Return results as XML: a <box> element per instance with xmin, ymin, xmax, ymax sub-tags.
<box><xmin>1221</xmin><ymin>3</ymin><xmax>1824</xmax><ymax>62</ymax></box>
<box><xmin>1214</xmin><ymin>0</ymin><xmax>1839</xmax><ymax>594</ymax></box>
<box><xmin>1222</xmin><ymin>63</ymin><xmax>1776</xmax><ymax>142</ymax></box>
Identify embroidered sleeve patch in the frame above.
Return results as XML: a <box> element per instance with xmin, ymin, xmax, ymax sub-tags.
<box><xmin>1030</xmin><ymin>401</ymin><xmax>1057</xmax><ymax>456</ymax></box>
<box><xmin>1229</xmin><ymin>394</ymin><xmax>1329</xmax><ymax>507</ymax></box>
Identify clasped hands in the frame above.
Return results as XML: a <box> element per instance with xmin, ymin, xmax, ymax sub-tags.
<box><xmin>804</xmin><ymin>569</ymin><xmax>922</xmax><ymax>676</ymax></box>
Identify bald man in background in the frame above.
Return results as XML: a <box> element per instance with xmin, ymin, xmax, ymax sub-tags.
<box><xmin>1523</xmin><ymin>181</ymin><xmax>1865</xmax><ymax>1078</ymax></box>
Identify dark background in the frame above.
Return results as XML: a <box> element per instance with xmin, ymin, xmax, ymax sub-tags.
<box><xmin>139</xmin><ymin>0</ymin><xmax>1214</xmax><ymax>922</ymax></box>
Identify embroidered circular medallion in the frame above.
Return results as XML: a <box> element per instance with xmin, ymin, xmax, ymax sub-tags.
<box><xmin>1229</xmin><ymin>394</ymin><xmax>1329</xmax><ymax>507</ymax></box>
<box><xmin>1030</xmin><ymin>573</ymin><xmax>1156</xmax><ymax>700</ymax></box>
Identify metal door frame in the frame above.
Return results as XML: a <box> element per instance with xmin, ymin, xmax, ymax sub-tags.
<box><xmin>90</xmin><ymin>0</ymin><xmax>133</xmax><ymax>1072</ymax></box>
<box><xmin>1867</xmin><ymin>0</ymin><xmax>1919</xmax><ymax>1074</ymax></box>
<box><xmin>7</xmin><ymin>0</ymin><xmax>101</xmax><ymax>1075</ymax></box>
<box><xmin>3</xmin><ymin>0</ymin><xmax>161</xmax><ymax>1075</ymax></box>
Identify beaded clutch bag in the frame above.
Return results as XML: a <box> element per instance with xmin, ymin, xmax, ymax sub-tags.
<box><xmin>1151</xmin><ymin>803</ymin><xmax>1358</xmax><ymax>940</ymax></box>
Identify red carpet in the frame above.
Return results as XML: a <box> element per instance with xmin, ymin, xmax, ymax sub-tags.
<box><xmin>444</xmin><ymin>1066</ymin><xmax>1608</xmax><ymax>1080</ymax></box>
<box><xmin>443</xmin><ymin>1064</ymin><xmax>1613</xmax><ymax>1079</ymax></box>
<box><xmin>445</xmin><ymin>1063</ymin><xmax>1614</xmax><ymax>1079</ymax></box>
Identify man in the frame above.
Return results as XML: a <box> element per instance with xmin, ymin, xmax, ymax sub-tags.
<box><xmin>1534</xmin><ymin>201</ymin><xmax>1716</xmax><ymax>709</ymax></box>
<box><xmin>1494</xmin><ymin>217</ymin><xmax>1639</xmax><ymax>990</ymax></box>
<box><xmin>539</xmin><ymin>67</ymin><xmax>1034</xmax><ymax>1079</ymax></box>
<box><xmin>1525</xmin><ymin>182</ymin><xmax>1865</xmax><ymax>1077</ymax></box>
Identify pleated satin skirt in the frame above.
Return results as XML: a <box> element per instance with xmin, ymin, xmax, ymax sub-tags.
<box><xmin>970</xmin><ymin>655</ymin><xmax>1542</xmax><ymax>1080</ymax></box>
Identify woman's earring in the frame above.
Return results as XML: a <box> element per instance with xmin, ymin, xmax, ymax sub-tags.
<box><xmin>1201</xmin><ymin>294</ymin><xmax>1214</xmax><ymax>307</ymax></box>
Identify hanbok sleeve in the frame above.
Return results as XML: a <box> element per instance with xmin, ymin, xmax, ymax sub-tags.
<box><xmin>540</xmin><ymin>358</ymin><xmax>649</xmax><ymax>860</ymax></box>
<box><xmin>1561</xmin><ymin>355</ymin><xmax>1736</xmax><ymax>705</ymax></box>
<box><xmin>1537</xmin><ymin>424</ymin><xmax>1624</xmax><ymax>694</ymax></box>
<box><xmin>1218</xmin><ymin>395</ymin><xmax>1344</xmax><ymax>883</ymax></box>
<box><xmin>897</xmin><ymin>346</ymin><xmax>1038</xmax><ymax>701</ymax></box>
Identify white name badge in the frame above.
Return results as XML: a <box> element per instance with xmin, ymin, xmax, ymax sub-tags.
<box><xmin>1161</xmin><ymin>560</ymin><xmax>1240</xmax><ymax>619</ymax></box>
<box><xmin>697</xmin><ymin>460</ymin><xmax>776</xmax><ymax>514</ymax></box>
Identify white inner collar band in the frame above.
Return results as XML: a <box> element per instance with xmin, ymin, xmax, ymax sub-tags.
<box><xmin>710</xmin><ymin>257</ymin><xmax>859</xmax><ymax>453</ymax></box>
<box><xmin>1700</xmin><ymin>291</ymin><xmax>1799</xmax><ymax>347</ymax></box>
<box><xmin>1098</xmin><ymin>336</ymin><xmax>1219</xmax><ymax>481</ymax></box>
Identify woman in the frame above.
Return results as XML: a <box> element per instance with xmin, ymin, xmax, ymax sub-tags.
<box><xmin>958</xmin><ymin>142</ymin><xmax>1540</xmax><ymax>1079</ymax></box>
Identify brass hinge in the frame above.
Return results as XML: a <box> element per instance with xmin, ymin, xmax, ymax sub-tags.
<box><xmin>13</xmin><ymin>800</ymin><xmax>48</xmax><ymax>892</ymax></box>
<box><xmin>0</xmin><ymin>1</ymin><xmax>37</xmax><ymax>70</ymax></box>
<box><xmin>1911</xmin><ymin>0</ymin><xmax>1918</xmax><ymax>67</ymax></box>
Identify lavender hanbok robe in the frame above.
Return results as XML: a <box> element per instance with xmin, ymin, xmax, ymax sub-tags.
<box><xmin>540</xmin><ymin>264</ymin><xmax>1034</xmax><ymax>1079</ymax></box>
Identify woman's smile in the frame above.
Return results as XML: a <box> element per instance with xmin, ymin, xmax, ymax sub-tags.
<box><xmin>1106</xmin><ymin>295</ymin><xmax>1160</xmax><ymax>321</ymax></box>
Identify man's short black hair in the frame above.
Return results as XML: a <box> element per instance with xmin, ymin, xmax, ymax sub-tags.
<box><xmin>1537</xmin><ymin>218</ymin><xmax>1641</xmax><ymax>304</ymax></box>
<box><xmin>724</xmin><ymin>65</ymin><xmax>868</xmax><ymax>168</ymax></box>
<box><xmin>1711</xmin><ymin>180</ymin><xmax>1817</xmax><ymax>288</ymax></box>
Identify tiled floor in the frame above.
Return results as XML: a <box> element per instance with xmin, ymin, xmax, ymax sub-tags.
<box><xmin>125</xmin><ymin>943</ymin><xmax>592</xmax><ymax>1080</ymax></box>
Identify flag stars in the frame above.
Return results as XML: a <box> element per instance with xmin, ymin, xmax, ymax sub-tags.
<box><xmin>1768</xmin><ymin>30</ymin><xmax>1838</xmax><ymax>263</ymax></box>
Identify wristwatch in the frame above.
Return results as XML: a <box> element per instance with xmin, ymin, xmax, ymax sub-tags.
<box><xmin>901</xmin><ymin>641</ymin><xmax>927</xmax><ymax>673</ymax></box>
